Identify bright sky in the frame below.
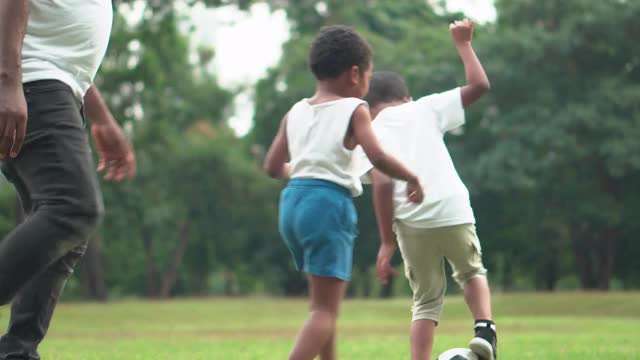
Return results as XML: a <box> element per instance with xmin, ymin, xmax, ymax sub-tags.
<box><xmin>187</xmin><ymin>3</ymin><xmax>289</xmax><ymax>136</ymax></box>
<box><xmin>123</xmin><ymin>1</ymin><xmax>496</xmax><ymax>136</ymax></box>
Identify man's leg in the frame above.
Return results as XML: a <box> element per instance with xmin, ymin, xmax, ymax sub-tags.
<box><xmin>0</xmin><ymin>80</ymin><xmax>103</xmax><ymax>359</ymax></box>
<box><xmin>0</xmin><ymin>243</ymin><xmax>87</xmax><ymax>360</ymax></box>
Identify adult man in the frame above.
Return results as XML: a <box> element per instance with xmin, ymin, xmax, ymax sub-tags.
<box><xmin>0</xmin><ymin>1</ymin><xmax>135</xmax><ymax>358</ymax></box>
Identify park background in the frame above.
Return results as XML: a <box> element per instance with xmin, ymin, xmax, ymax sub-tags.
<box><xmin>1</xmin><ymin>0</ymin><xmax>639</xmax><ymax>358</ymax></box>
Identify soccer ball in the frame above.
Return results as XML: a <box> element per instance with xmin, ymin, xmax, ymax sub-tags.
<box><xmin>437</xmin><ymin>348</ymin><xmax>479</xmax><ymax>360</ymax></box>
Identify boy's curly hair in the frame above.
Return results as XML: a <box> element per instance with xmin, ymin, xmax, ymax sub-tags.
<box><xmin>364</xmin><ymin>71</ymin><xmax>410</xmax><ymax>108</ymax></box>
<box><xmin>309</xmin><ymin>25</ymin><xmax>372</xmax><ymax>80</ymax></box>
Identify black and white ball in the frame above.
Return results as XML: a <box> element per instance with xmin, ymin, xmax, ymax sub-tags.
<box><xmin>437</xmin><ymin>348</ymin><xmax>479</xmax><ymax>360</ymax></box>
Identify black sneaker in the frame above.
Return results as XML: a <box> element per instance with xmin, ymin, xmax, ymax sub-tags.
<box><xmin>469</xmin><ymin>320</ymin><xmax>497</xmax><ymax>360</ymax></box>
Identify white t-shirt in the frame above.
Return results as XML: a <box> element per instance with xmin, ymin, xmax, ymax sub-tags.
<box><xmin>356</xmin><ymin>87</ymin><xmax>475</xmax><ymax>228</ymax></box>
<box><xmin>288</xmin><ymin>98</ymin><xmax>367</xmax><ymax>197</ymax></box>
<box><xmin>22</xmin><ymin>0</ymin><xmax>113</xmax><ymax>100</ymax></box>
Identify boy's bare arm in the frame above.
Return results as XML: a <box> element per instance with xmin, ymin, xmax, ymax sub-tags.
<box><xmin>450</xmin><ymin>19</ymin><xmax>490</xmax><ymax>108</ymax></box>
<box><xmin>371</xmin><ymin>169</ymin><xmax>399</xmax><ymax>285</ymax></box>
<box><xmin>351</xmin><ymin>105</ymin><xmax>423</xmax><ymax>203</ymax></box>
<box><xmin>263</xmin><ymin>114</ymin><xmax>290</xmax><ymax>179</ymax></box>
<box><xmin>0</xmin><ymin>0</ymin><xmax>28</xmax><ymax>158</ymax></box>
<box><xmin>371</xmin><ymin>169</ymin><xmax>395</xmax><ymax>246</ymax></box>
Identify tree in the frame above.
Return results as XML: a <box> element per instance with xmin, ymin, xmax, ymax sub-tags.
<box><xmin>250</xmin><ymin>0</ymin><xmax>640</xmax><ymax>293</ymax></box>
<box><xmin>461</xmin><ymin>0</ymin><xmax>640</xmax><ymax>289</ymax></box>
<box><xmin>84</xmin><ymin>3</ymin><xmax>255</xmax><ymax>298</ymax></box>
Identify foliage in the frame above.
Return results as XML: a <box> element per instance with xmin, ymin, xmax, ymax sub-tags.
<box><xmin>1</xmin><ymin>0</ymin><xmax>638</xmax><ymax>297</ymax></box>
<box><xmin>250</xmin><ymin>0</ymin><xmax>640</xmax><ymax>292</ymax></box>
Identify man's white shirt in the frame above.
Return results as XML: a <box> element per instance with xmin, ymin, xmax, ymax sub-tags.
<box><xmin>22</xmin><ymin>0</ymin><xmax>113</xmax><ymax>100</ymax></box>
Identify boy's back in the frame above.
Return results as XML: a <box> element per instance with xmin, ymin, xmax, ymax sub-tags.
<box><xmin>364</xmin><ymin>87</ymin><xmax>475</xmax><ymax>228</ymax></box>
<box><xmin>287</xmin><ymin>97</ymin><xmax>365</xmax><ymax>196</ymax></box>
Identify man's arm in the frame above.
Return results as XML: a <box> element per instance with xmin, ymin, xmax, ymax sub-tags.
<box><xmin>0</xmin><ymin>0</ymin><xmax>29</xmax><ymax>158</ymax></box>
<box><xmin>371</xmin><ymin>169</ymin><xmax>399</xmax><ymax>285</ymax></box>
<box><xmin>451</xmin><ymin>19</ymin><xmax>490</xmax><ymax>108</ymax></box>
<box><xmin>84</xmin><ymin>84</ymin><xmax>118</xmax><ymax>126</ymax></box>
<box><xmin>0</xmin><ymin>1</ymin><xmax>27</xmax><ymax>80</ymax></box>
<box><xmin>85</xmin><ymin>84</ymin><xmax>136</xmax><ymax>182</ymax></box>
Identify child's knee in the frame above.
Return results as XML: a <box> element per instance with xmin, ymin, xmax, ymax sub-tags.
<box><xmin>412</xmin><ymin>297</ymin><xmax>444</xmax><ymax>323</ymax></box>
<box><xmin>310</xmin><ymin>308</ymin><xmax>339</xmax><ymax>321</ymax></box>
<box><xmin>454</xmin><ymin>270</ymin><xmax>487</xmax><ymax>288</ymax></box>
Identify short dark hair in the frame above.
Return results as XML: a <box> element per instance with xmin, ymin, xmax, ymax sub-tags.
<box><xmin>309</xmin><ymin>25</ymin><xmax>372</xmax><ymax>80</ymax></box>
<box><xmin>365</xmin><ymin>71</ymin><xmax>410</xmax><ymax>107</ymax></box>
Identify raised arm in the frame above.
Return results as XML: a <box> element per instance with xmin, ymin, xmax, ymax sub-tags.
<box><xmin>451</xmin><ymin>19</ymin><xmax>490</xmax><ymax>108</ymax></box>
<box><xmin>263</xmin><ymin>114</ymin><xmax>291</xmax><ymax>179</ymax></box>
<box><xmin>352</xmin><ymin>105</ymin><xmax>423</xmax><ymax>203</ymax></box>
<box><xmin>0</xmin><ymin>0</ymin><xmax>29</xmax><ymax>158</ymax></box>
<box><xmin>85</xmin><ymin>84</ymin><xmax>136</xmax><ymax>182</ymax></box>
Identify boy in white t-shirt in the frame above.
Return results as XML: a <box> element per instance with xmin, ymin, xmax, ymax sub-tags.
<box><xmin>357</xmin><ymin>20</ymin><xmax>496</xmax><ymax>360</ymax></box>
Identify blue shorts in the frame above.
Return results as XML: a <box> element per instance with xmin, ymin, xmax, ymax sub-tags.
<box><xmin>279</xmin><ymin>179</ymin><xmax>358</xmax><ymax>281</ymax></box>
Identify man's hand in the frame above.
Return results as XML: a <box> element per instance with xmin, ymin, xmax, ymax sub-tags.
<box><xmin>0</xmin><ymin>81</ymin><xmax>27</xmax><ymax>159</ymax></box>
<box><xmin>0</xmin><ymin>0</ymin><xmax>29</xmax><ymax>159</ymax></box>
<box><xmin>407</xmin><ymin>178</ymin><xmax>424</xmax><ymax>204</ymax></box>
<box><xmin>376</xmin><ymin>242</ymin><xmax>398</xmax><ymax>285</ymax></box>
<box><xmin>450</xmin><ymin>18</ymin><xmax>474</xmax><ymax>46</ymax></box>
<box><xmin>91</xmin><ymin>122</ymin><xmax>136</xmax><ymax>182</ymax></box>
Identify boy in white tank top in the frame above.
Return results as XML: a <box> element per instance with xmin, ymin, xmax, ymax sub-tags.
<box><xmin>357</xmin><ymin>20</ymin><xmax>496</xmax><ymax>360</ymax></box>
<box><xmin>264</xmin><ymin>25</ymin><xmax>424</xmax><ymax>360</ymax></box>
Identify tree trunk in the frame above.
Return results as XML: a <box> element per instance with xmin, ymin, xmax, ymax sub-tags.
<box><xmin>537</xmin><ymin>239</ymin><xmax>559</xmax><ymax>291</ymax></box>
<box><xmin>362</xmin><ymin>268</ymin><xmax>372</xmax><ymax>298</ymax></box>
<box><xmin>142</xmin><ymin>226</ymin><xmax>159</xmax><ymax>297</ymax></box>
<box><xmin>80</xmin><ymin>234</ymin><xmax>109</xmax><ymax>301</ymax></box>
<box><xmin>501</xmin><ymin>257</ymin><xmax>513</xmax><ymax>291</ymax></box>
<box><xmin>595</xmin><ymin>228</ymin><xmax>617</xmax><ymax>290</ymax></box>
<box><xmin>572</xmin><ymin>225</ymin><xmax>617</xmax><ymax>290</ymax></box>
<box><xmin>283</xmin><ymin>273</ymin><xmax>307</xmax><ymax>296</ymax></box>
<box><xmin>544</xmin><ymin>252</ymin><xmax>559</xmax><ymax>291</ymax></box>
<box><xmin>159</xmin><ymin>219</ymin><xmax>191</xmax><ymax>298</ymax></box>
<box><xmin>379</xmin><ymin>275</ymin><xmax>394</xmax><ymax>298</ymax></box>
<box><xmin>223</xmin><ymin>271</ymin><xmax>237</xmax><ymax>296</ymax></box>
<box><xmin>536</xmin><ymin>250</ymin><xmax>559</xmax><ymax>291</ymax></box>
<box><xmin>573</xmin><ymin>226</ymin><xmax>597</xmax><ymax>289</ymax></box>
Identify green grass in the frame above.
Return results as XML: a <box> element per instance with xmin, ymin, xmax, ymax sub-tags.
<box><xmin>3</xmin><ymin>292</ymin><xmax>639</xmax><ymax>359</ymax></box>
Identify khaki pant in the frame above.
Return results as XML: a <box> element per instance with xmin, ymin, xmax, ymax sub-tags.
<box><xmin>394</xmin><ymin>223</ymin><xmax>487</xmax><ymax>323</ymax></box>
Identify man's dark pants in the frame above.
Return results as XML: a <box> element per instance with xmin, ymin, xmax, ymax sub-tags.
<box><xmin>0</xmin><ymin>80</ymin><xmax>103</xmax><ymax>359</ymax></box>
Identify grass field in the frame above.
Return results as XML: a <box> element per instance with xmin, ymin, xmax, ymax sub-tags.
<box><xmin>4</xmin><ymin>292</ymin><xmax>639</xmax><ymax>359</ymax></box>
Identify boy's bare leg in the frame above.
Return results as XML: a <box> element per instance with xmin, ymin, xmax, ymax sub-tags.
<box><xmin>464</xmin><ymin>276</ymin><xmax>492</xmax><ymax>320</ymax></box>
<box><xmin>411</xmin><ymin>319</ymin><xmax>436</xmax><ymax>360</ymax></box>
<box><xmin>288</xmin><ymin>275</ymin><xmax>346</xmax><ymax>360</ymax></box>
<box><xmin>465</xmin><ymin>276</ymin><xmax>497</xmax><ymax>359</ymax></box>
<box><xmin>319</xmin><ymin>332</ymin><xmax>336</xmax><ymax>360</ymax></box>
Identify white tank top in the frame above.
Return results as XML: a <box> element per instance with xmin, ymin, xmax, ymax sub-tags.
<box><xmin>287</xmin><ymin>97</ymin><xmax>366</xmax><ymax>197</ymax></box>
